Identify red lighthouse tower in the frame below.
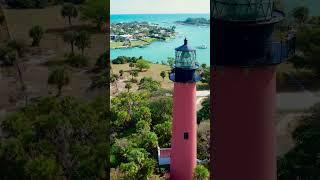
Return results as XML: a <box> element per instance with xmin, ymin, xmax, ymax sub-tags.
<box><xmin>210</xmin><ymin>0</ymin><xmax>295</xmax><ymax>180</ymax></box>
<box><xmin>169</xmin><ymin>39</ymin><xmax>201</xmax><ymax>180</ymax></box>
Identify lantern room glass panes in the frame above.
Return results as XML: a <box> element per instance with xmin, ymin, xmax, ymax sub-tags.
<box><xmin>213</xmin><ymin>0</ymin><xmax>274</xmax><ymax>21</ymax></box>
<box><xmin>175</xmin><ymin>50</ymin><xmax>197</xmax><ymax>69</ymax></box>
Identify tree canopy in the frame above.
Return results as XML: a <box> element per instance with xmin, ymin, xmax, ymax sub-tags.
<box><xmin>0</xmin><ymin>96</ymin><xmax>109</xmax><ymax>179</ymax></box>
<box><xmin>278</xmin><ymin>103</ymin><xmax>320</xmax><ymax>180</ymax></box>
<box><xmin>80</xmin><ymin>0</ymin><xmax>108</xmax><ymax>29</ymax></box>
<box><xmin>136</xmin><ymin>59</ymin><xmax>150</xmax><ymax>72</ymax></box>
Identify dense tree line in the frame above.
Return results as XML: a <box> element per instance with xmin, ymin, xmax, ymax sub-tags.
<box><xmin>6</xmin><ymin>0</ymin><xmax>85</xmax><ymax>8</ymax></box>
<box><xmin>112</xmin><ymin>56</ymin><xmax>144</xmax><ymax>64</ymax></box>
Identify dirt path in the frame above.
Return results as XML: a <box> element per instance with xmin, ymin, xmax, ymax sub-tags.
<box><xmin>276</xmin><ymin>113</ymin><xmax>303</xmax><ymax>156</ymax></box>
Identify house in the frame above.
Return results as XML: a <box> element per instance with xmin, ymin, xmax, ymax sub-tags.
<box><xmin>110</xmin><ymin>34</ymin><xmax>118</xmax><ymax>41</ymax></box>
<box><xmin>119</xmin><ymin>34</ymin><xmax>133</xmax><ymax>40</ymax></box>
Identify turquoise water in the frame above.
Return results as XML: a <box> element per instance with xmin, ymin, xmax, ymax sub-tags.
<box><xmin>110</xmin><ymin>14</ymin><xmax>210</xmax><ymax>65</ymax></box>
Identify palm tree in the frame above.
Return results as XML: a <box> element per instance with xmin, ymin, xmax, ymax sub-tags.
<box><xmin>119</xmin><ymin>70</ymin><xmax>124</xmax><ymax>77</ymax></box>
<box><xmin>130</xmin><ymin>70</ymin><xmax>138</xmax><ymax>81</ymax></box>
<box><xmin>3</xmin><ymin>40</ymin><xmax>28</xmax><ymax>104</ymax></box>
<box><xmin>110</xmin><ymin>73</ymin><xmax>119</xmax><ymax>92</ymax></box>
<box><xmin>63</xmin><ymin>31</ymin><xmax>77</xmax><ymax>54</ymax></box>
<box><xmin>48</xmin><ymin>66</ymin><xmax>70</xmax><ymax>97</ymax></box>
<box><xmin>29</xmin><ymin>25</ymin><xmax>44</xmax><ymax>47</ymax></box>
<box><xmin>125</xmin><ymin>82</ymin><xmax>132</xmax><ymax>92</ymax></box>
<box><xmin>5</xmin><ymin>48</ymin><xmax>24</xmax><ymax>88</ymax></box>
<box><xmin>75</xmin><ymin>31</ymin><xmax>90</xmax><ymax>55</ymax></box>
<box><xmin>132</xmin><ymin>71</ymin><xmax>138</xmax><ymax>82</ymax></box>
<box><xmin>61</xmin><ymin>3</ymin><xmax>78</xmax><ymax>26</ymax></box>
<box><xmin>129</xmin><ymin>62</ymin><xmax>135</xmax><ymax>70</ymax></box>
<box><xmin>160</xmin><ymin>71</ymin><xmax>166</xmax><ymax>81</ymax></box>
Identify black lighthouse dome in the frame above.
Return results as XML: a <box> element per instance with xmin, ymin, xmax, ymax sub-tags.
<box><xmin>170</xmin><ymin>39</ymin><xmax>201</xmax><ymax>83</ymax></box>
<box><xmin>211</xmin><ymin>0</ymin><xmax>295</xmax><ymax>67</ymax></box>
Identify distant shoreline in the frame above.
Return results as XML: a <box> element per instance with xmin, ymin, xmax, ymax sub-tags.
<box><xmin>110</xmin><ymin>36</ymin><xmax>176</xmax><ymax>50</ymax></box>
<box><xmin>111</xmin><ymin>13</ymin><xmax>210</xmax><ymax>16</ymax></box>
<box><xmin>110</xmin><ymin>14</ymin><xmax>211</xmax><ymax>64</ymax></box>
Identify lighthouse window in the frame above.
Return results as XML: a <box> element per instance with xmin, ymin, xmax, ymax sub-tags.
<box><xmin>184</xmin><ymin>132</ymin><xmax>189</xmax><ymax>140</ymax></box>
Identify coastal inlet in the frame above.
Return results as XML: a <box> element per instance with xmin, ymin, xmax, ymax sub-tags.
<box><xmin>110</xmin><ymin>14</ymin><xmax>210</xmax><ymax>65</ymax></box>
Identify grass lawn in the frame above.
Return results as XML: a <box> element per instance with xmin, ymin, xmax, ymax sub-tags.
<box><xmin>140</xmin><ymin>37</ymin><xmax>157</xmax><ymax>43</ymax></box>
<box><xmin>110</xmin><ymin>38</ymin><xmax>158</xmax><ymax>49</ymax></box>
<box><xmin>111</xmin><ymin>63</ymin><xmax>173</xmax><ymax>90</ymax></box>
<box><xmin>110</xmin><ymin>41</ymin><xmax>124</xmax><ymax>49</ymax></box>
<box><xmin>130</xmin><ymin>40</ymin><xmax>149</xmax><ymax>47</ymax></box>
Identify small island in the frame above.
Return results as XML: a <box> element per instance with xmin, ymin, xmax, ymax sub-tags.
<box><xmin>176</xmin><ymin>18</ymin><xmax>210</xmax><ymax>26</ymax></box>
<box><xmin>110</xmin><ymin>22</ymin><xmax>176</xmax><ymax>49</ymax></box>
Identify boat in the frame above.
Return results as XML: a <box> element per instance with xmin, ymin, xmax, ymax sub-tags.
<box><xmin>196</xmin><ymin>44</ymin><xmax>207</xmax><ymax>49</ymax></box>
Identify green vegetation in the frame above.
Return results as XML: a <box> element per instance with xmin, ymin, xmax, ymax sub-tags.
<box><xmin>176</xmin><ymin>18</ymin><xmax>210</xmax><ymax>26</ymax></box>
<box><xmin>48</xmin><ymin>66</ymin><xmax>70</xmax><ymax>97</ymax></box>
<box><xmin>29</xmin><ymin>25</ymin><xmax>44</xmax><ymax>46</ymax></box>
<box><xmin>278</xmin><ymin>103</ymin><xmax>320</xmax><ymax>179</ymax></box>
<box><xmin>80</xmin><ymin>0</ymin><xmax>108</xmax><ymax>29</ymax></box>
<box><xmin>275</xmin><ymin>5</ymin><xmax>320</xmax><ymax>92</ymax></box>
<box><xmin>65</xmin><ymin>53</ymin><xmax>89</xmax><ymax>67</ymax></box>
<box><xmin>6</xmin><ymin>0</ymin><xmax>87</xmax><ymax>9</ymax></box>
<box><xmin>167</xmin><ymin>57</ymin><xmax>174</xmax><ymax>67</ymax></box>
<box><xmin>0</xmin><ymin>96</ymin><xmax>108</xmax><ymax>179</ymax></box>
<box><xmin>276</xmin><ymin>5</ymin><xmax>320</xmax><ymax>179</ymax></box>
<box><xmin>110</xmin><ymin>21</ymin><xmax>175</xmax><ymax>49</ymax></box>
<box><xmin>61</xmin><ymin>3</ymin><xmax>78</xmax><ymax>26</ymax></box>
<box><xmin>193</xmin><ymin>165</ymin><xmax>210</xmax><ymax>180</ymax></box>
<box><xmin>292</xmin><ymin>6</ymin><xmax>309</xmax><ymax>25</ymax></box>
<box><xmin>0</xmin><ymin>39</ymin><xmax>27</xmax><ymax>102</ymax></box>
<box><xmin>7</xmin><ymin>0</ymin><xmax>48</xmax><ymax>9</ymax></box>
<box><xmin>139</xmin><ymin>77</ymin><xmax>161</xmax><ymax>92</ymax></box>
<box><xmin>197</xmin><ymin>97</ymin><xmax>210</xmax><ymax>124</ymax></box>
<box><xmin>125</xmin><ymin>82</ymin><xmax>132</xmax><ymax>92</ymax></box>
<box><xmin>112</xmin><ymin>56</ymin><xmax>141</xmax><ymax>64</ymax></box>
<box><xmin>0</xmin><ymin>1</ymin><xmax>109</xmax><ymax>178</ymax></box>
<box><xmin>160</xmin><ymin>71</ymin><xmax>166</xmax><ymax>80</ymax></box>
<box><xmin>136</xmin><ymin>59</ymin><xmax>151</xmax><ymax>72</ymax></box>
<box><xmin>110</xmin><ymin>90</ymin><xmax>172</xmax><ymax>179</ymax></box>
<box><xmin>63</xmin><ymin>30</ymin><xmax>77</xmax><ymax>54</ymax></box>
<box><xmin>110</xmin><ymin>37</ymin><xmax>157</xmax><ymax>49</ymax></box>
<box><xmin>75</xmin><ymin>30</ymin><xmax>91</xmax><ymax>55</ymax></box>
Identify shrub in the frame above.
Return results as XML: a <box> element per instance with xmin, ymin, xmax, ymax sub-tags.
<box><xmin>29</xmin><ymin>25</ymin><xmax>44</xmax><ymax>47</ymax></box>
<box><xmin>197</xmin><ymin>83</ymin><xmax>209</xmax><ymax>91</ymax></box>
<box><xmin>131</xmin><ymin>78</ymin><xmax>138</xmax><ymax>83</ymax></box>
<box><xmin>193</xmin><ymin>165</ymin><xmax>209</xmax><ymax>180</ymax></box>
<box><xmin>90</xmin><ymin>72</ymin><xmax>108</xmax><ymax>90</ymax></box>
<box><xmin>139</xmin><ymin>77</ymin><xmax>160</xmax><ymax>92</ymax></box>
<box><xmin>197</xmin><ymin>97</ymin><xmax>210</xmax><ymax>123</ymax></box>
<box><xmin>136</xmin><ymin>59</ymin><xmax>150</xmax><ymax>71</ymax></box>
<box><xmin>65</xmin><ymin>54</ymin><xmax>88</xmax><ymax>68</ymax></box>
<box><xmin>48</xmin><ymin>66</ymin><xmax>70</xmax><ymax>96</ymax></box>
<box><xmin>95</xmin><ymin>51</ymin><xmax>108</xmax><ymax>70</ymax></box>
<box><xmin>112</xmin><ymin>56</ymin><xmax>138</xmax><ymax>64</ymax></box>
<box><xmin>0</xmin><ymin>47</ymin><xmax>16</xmax><ymax>66</ymax></box>
<box><xmin>197</xmin><ymin>121</ymin><xmax>210</xmax><ymax>160</ymax></box>
<box><xmin>61</xmin><ymin>3</ymin><xmax>78</xmax><ymax>25</ymax></box>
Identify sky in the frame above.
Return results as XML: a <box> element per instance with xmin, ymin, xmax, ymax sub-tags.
<box><xmin>111</xmin><ymin>0</ymin><xmax>210</xmax><ymax>14</ymax></box>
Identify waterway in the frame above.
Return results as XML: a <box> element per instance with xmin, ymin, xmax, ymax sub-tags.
<box><xmin>110</xmin><ymin>14</ymin><xmax>210</xmax><ymax>65</ymax></box>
